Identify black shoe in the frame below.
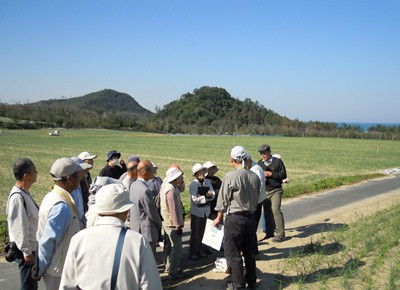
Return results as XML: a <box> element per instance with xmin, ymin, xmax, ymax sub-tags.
<box><xmin>168</xmin><ymin>272</ymin><xmax>187</xmax><ymax>280</ymax></box>
<box><xmin>272</xmin><ymin>236</ymin><xmax>285</xmax><ymax>243</ymax></box>
<box><xmin>199</xmin><ymin>253</ymin><xmax>207</xmax><ymax>258</ymax></box>
<box><xmin>189</xmin><ymin>254</ymin><xmax>199</xmax><ymax>260</ymax></box>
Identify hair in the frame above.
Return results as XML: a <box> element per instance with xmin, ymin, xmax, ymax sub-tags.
<box><xmin>12</xmin><ymin>158</ymin><xmax>34</xmax><ymax>180</ymax></box>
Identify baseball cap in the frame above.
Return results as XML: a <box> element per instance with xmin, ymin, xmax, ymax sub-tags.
<box><xmin>92</xmin><ymin>184</ymin><xmax>134</xmax><ymax>215</ymax></box>
<box><xmin>258</xmin><ymin>144</ymin><xmax>271</xmax><ymax>153</ymax></box>
<box><xmin>230</xmin><ymin>146</ymin><xmax>249</xmax><ymax>161</ymax></box>
<box><xmin>127</xmin><ymin>155</ymin><xmax>141</xmax><ymax>163</ymax></box>
<box><xmin>78</xmin><ymin>151</ymin><xmax>97</xmax><ymax>160</ymax></box>
<box><xmin>50</xmin><ymin>157</ymin><xmax>88</xmax><ymax>181</ymax></box>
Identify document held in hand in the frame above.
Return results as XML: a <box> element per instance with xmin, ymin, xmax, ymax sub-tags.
<box><xmin>202</xmin><ymin>218</ymin><xmax>224</xmax><ymax>251</ymax></box>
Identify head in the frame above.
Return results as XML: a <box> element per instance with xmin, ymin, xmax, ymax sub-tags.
<box><xmin>93</xmin><ymin>183</ymin><xmax>133</xmax><ymax>221</ymax></box>
<box><xmin>126</xmin><ymin>161</ymin><xmax>139</xmax><ymax>179</ymax></box>
<box><xmin>71</xmin><ymin>156</ymin><xmax>93</xmax><ymax>175</ymax></box>
<box><xmin>192</xmin><ymin>163</ymin><xmax>207</xmax><ymax>182</ymax></box>
<box><xmin>12</xmin><ymin>158</ymin><xmax>38</xmax><ymax>185</ymax></box>
<box><xmin>230</xmin><ymin>145</ymin><xmax>249</xmax><ymax>168</ymax></box>
<box><xmin>50</xmin><ymin>157</ymin><xmax>89</xmax><ymax>193</ymax></box>
<box><xmin>258</xmin><ymin>144</ymin><xmax>271</xmax><ymax>161</ymax></box>
<box><xmin>78</xmin><ymin>151</ymin><xmax>97</xmax><ymax>168</ymax></box>
<box><xmin>106</xmin><ymin>150</ymin><xmax>121</xmax><ymax>167</ymax></box>
<box><xmin>151</xmin><ymin>162</ymin><xmax>158</xmax><ymax>176</ymax></box>
<box><xmin>166</xmin><ymin>166</ymin><xmax>184</xmax><ymax>188</ymax></box>
<box><xmin>203</xmin><ymin>161</ymin><xmax>219</xmax><ymax>177</ymax></box>
<box><xmin>137</xmin><ymin>160</ymin><xmax>154</xmax><ymax>181</ymax></box>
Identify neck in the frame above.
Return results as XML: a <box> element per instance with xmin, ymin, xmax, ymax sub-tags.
<box><xmin>15</xmin><ymin>181</ymin><xmax>30</xmax><ymax>192</ymax></box>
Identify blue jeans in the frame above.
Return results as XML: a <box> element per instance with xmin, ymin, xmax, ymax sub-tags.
<box><xmin>17</xmin><ymin>256</ymin><xmax>38</xmax><ymax>290</ymax></box>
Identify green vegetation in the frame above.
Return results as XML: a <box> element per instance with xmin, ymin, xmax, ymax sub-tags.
<box><xmin>282</xmin><ymin>203</ymin><xmax>400</xmax><ymax>289</ymax></box>
<box><xmin>1</xmin><ymin>87</ymin><xmax>399</xmax><ymax>139</ymax></box>
<box><xmin>0</xmin><ymin>129</ymin><xmax>399</xmax><ymax>244</ymax></box>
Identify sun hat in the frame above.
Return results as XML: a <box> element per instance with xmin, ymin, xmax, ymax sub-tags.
<box><xmin>258</xmin><ymin>144</ymin><xmax>271</xmax><ymax>153</ymax></box>
<box><xmin>230</xmin><ymin>146</ymin><xmax>249</xmax><ymax>161</ymax></box>
<box><xmin>192</xmin><ymin>163</ymin><xmax>206</xmax><ymax>176</ymax></box>
<box><xmin>50</xmin><ymin>157</ymin><xmax>88</xmax><ymax>181</ymax></box>
<box><xmin>78</xmin><ymin>151</ymin><xmax>97</xmax><ymax>160</ymax></box>
<box><xmin>203</xmin><ymin>161</ymin><xmax>219</xmax><ymax>171</ymax></box>
<box><xmin>166</xmin><ymin>167</ymin><xmax>183</xmax><ymax>183</ymax></box>
<box><xmin>92</xmin><ymin>183</ymin><xmax>133</xmax><ymax>215</ymax></box>
<box><xmin>107</xmin><ymin>150</ymin><xmax>121</xmax><ymax>161</ymax></box>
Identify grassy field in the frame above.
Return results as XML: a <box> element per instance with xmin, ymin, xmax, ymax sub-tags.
<box><xmin>0</xmin><ymin>128</ymin><xmax>399</xmax><ymax>216</ymax></box>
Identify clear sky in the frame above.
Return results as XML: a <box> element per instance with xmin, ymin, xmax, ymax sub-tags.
<box><xmin>1</xmin><ymin>1</ymin><xmax>399</xmax><ymax>123</ymax></box>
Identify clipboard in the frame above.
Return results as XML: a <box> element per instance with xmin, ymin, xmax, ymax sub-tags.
<box><xmin>197</xmin><ymin>186</ymin><xmax>210</xmax><ymax>196</ymax></box>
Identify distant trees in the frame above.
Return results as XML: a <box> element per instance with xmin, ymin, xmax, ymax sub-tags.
<box><xmin>0</xmin><ymin>87</ymin><xmax>399</xmax><ymax>140</ymax></box>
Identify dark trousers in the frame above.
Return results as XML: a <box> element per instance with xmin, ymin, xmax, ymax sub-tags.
<box><xmin>189</xmin><ymin>214</ymin><xmax>207</xmax><ymax>256</ymax></box>
<box><xmin>262</xmin><ymin>198</ymin><xmax>276</xmax><ymax>237</ymax></box>
<box><xmin>17</xmin><ymin>255</ymin><xmax>38</xmax><ymax>290</ymax></box>
<box><xmin>224</xmin><ymin>213</ymin><xmax>256</xmax><ymax>289</ymax></box>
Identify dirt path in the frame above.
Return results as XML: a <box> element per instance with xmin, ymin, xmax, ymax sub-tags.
<box><xmin>165</xmin><ymin>188</ymin><xmax>400</xmax><ymax>290</ymax></box>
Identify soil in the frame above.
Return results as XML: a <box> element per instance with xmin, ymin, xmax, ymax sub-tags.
<box><xmin>162</xmin><ymin>188</ymin><xmax>400</xmax><ymax>290</ymax></box>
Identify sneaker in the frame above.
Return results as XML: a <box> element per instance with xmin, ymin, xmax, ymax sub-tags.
<box><xmin>272</xmin><ymin>236</ymin><xmax>285</xmax><ymax>243</ymax></box>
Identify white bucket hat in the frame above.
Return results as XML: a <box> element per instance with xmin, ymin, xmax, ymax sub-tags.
<box><xmin>192</xmin><ymin>163</ymin><xmax>206</xmax><ymax>176</ymax></box>
<box><xmin>92</xmin><ymin>184</ymin><xmax>133</xmax><ymax>215</ymax></box>
<box><xmin>203</xmin><ymin>161</ymin><xmax>219</xmax><ymax>170</ymax></box>
<box><xmin>166</xmin><ymin>167</ymin><xmax>183</xmax><ymax>183</ymax></box>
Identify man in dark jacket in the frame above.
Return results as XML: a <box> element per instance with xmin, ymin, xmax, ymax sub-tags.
<box><xmin>257</xmin><ymin>144</ymin><xmax>287</xmax><ymax>243</ymax></box>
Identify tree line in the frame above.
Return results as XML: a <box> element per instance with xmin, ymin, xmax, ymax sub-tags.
<box><xmin>1</xmin><ymin>86</ymin><xmax>399</xmax><ymax>140</ymax></box>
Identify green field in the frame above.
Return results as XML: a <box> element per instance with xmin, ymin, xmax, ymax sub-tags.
<box><xmin>1</xmin><ymin>129</ymin><xmax>399</xmax><ymax>216</ymax></box>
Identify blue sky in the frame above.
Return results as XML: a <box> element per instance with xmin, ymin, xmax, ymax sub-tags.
<box><xmin>1</xmin><ymin>1</ymin><xmax>399</xmax><ymax>123</ymax></box>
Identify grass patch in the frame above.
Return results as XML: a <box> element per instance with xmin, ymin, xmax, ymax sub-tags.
<box><xmin>283</xmin><ymin>202</ymin><xmax>400</xmax><ymax>289</ymax></box>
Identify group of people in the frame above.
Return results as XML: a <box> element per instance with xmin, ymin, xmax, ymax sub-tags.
<box><xmin>6</xmin><ymin>143</ymin><xmax>288</xmax><ymax>290</ymax></box>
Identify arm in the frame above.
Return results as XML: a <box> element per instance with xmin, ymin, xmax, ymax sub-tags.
<box><xmin>189</xmin><ymin>181</ymin><xmax>207</xmax><ymax>204</ymax></box>
<box><xmin>270</xmin><ymin>159</ymin><xmax>287</xmax><ymax>181</ymax></box>
<box><xmin>37</xmin><ymin>202</ymin><xmax>72</xmax><ymax>277</ymax></box>
<box><xmin>139</xmin><ymin>237</ymin><xmax>163</xmax><ymax>290</ymax></box>
<box><xmin>143</xmin><ymin>190</ymin><xmax>162</xmax><ymax>228</ymax></box>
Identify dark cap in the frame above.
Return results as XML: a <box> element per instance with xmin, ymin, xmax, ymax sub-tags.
<box><xmin>127</xmin><ymin>155</ymin><xmax>141</xmax><ymax>163</ymax></box>
<box><xmin>257</xmin><ymin>144</ymin><xmax>271</xmax><ymax>153</ymax></box>
<box><xmin>107</xmin><ymin>150</ymin><xmax>121</xmax><ymax>161</ymax></box>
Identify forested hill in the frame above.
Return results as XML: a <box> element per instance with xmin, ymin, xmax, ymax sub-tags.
<box><xmin>32</xmin><ymin>89</ymin><xmax>153</xmax><ymax>116</ymax></box>
<box><xmin>152</xmin><ymin>86</ymin><xmax>291</xmax><ymax>134</ymax></box>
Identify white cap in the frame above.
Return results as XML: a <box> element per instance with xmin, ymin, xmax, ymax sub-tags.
<box><xmin>92</xmin><ymin>184</ymin><xmax>133</xmax><ymax>215</ymax></box>
<box><xmin>166</xmin><ymin>167</ymin><xmax>183</xmax><ymax>183</ymax></box>
<box><xmin>230</xmin><ymin>146</ymin><xmax>249</xmax><ymax>161</ymax></box>
<box><xmin>78</xmin><ymin>151</ymin><xmax>97</xmax><ymax>160</ymax></box>
<box><xmin>192</xmin><ymin>163</ymin><xmax>206</xmax><ymax>175</ymax></box>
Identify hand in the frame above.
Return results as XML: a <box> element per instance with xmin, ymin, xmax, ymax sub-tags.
<box><xmin>176</xmin><ymin>227</ymin><xmax>183</xmax><ymax>235</ymax></box>
<box><xmin>31</xmin><ymin>264</ymin><xmax>40</xmax><ymax>281</ymax></box>
<box><xmin>213</xmin><ymin>218</ymin><xmax>220</xmax><ymax>227</ymax></box>
<box><xmin>24</xmin><ymin>254</ymin><xmax>35</xmax><ymax>266</ymax></box>
<box><xmin>119</xmin><ymin>158</ymin><xmax>125</xmax><ymax>165</ymax></box>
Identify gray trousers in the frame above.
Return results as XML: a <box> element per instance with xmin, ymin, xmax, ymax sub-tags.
<box><xmin>263</xmin><ymin>188</ymin><xmax>285</xmax><ymax>238</ymax></box>
<box><xmin>164</xmin><ymin>226</ymin><xmax>183</xmax><ymax>275</ymax></box>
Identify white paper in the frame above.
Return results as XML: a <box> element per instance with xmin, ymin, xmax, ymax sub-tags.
<box><xmin>202</xmin><ymin>218</ymin><xmax>224</xmax><ymax>251</ymax></box>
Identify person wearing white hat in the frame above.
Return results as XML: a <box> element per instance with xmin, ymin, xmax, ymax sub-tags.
<box><xmin>59</xmin><ymin>183</ymin><xmax>162</xmax><ymax>289</ymax></box>
<box><xmin>159</xmin><ymin>166</ymin><xmax>186</xmax><ymax>279</ymax></box>
<box><xmin>35</xmin><ymin>157</ymin><xmax>89</xmax><ymax>289</ymax></box>
<box><xmin>203</xmin><ymin>161</ymin><xmax>222</xmax><ymax>220</ymax></box>
<box><xmin>78</xmin><ymin>151</ymin><xmax>97</xmax><ymax>213</ymax></box>
<box><xmin>213</xmin><ymin>146</ymin><xmax>260</xmax><ymax>290</ymax></box>
<box><xmin>188</xmin><ymin>163</ymin><xmax>215</xmax><ymax>260</ymax></box>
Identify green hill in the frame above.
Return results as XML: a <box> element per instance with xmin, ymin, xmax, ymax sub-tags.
<box><xmin>32</xmin><ymin>89</ymin><xmax>153</xmax><ymax>116</ymax></box>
